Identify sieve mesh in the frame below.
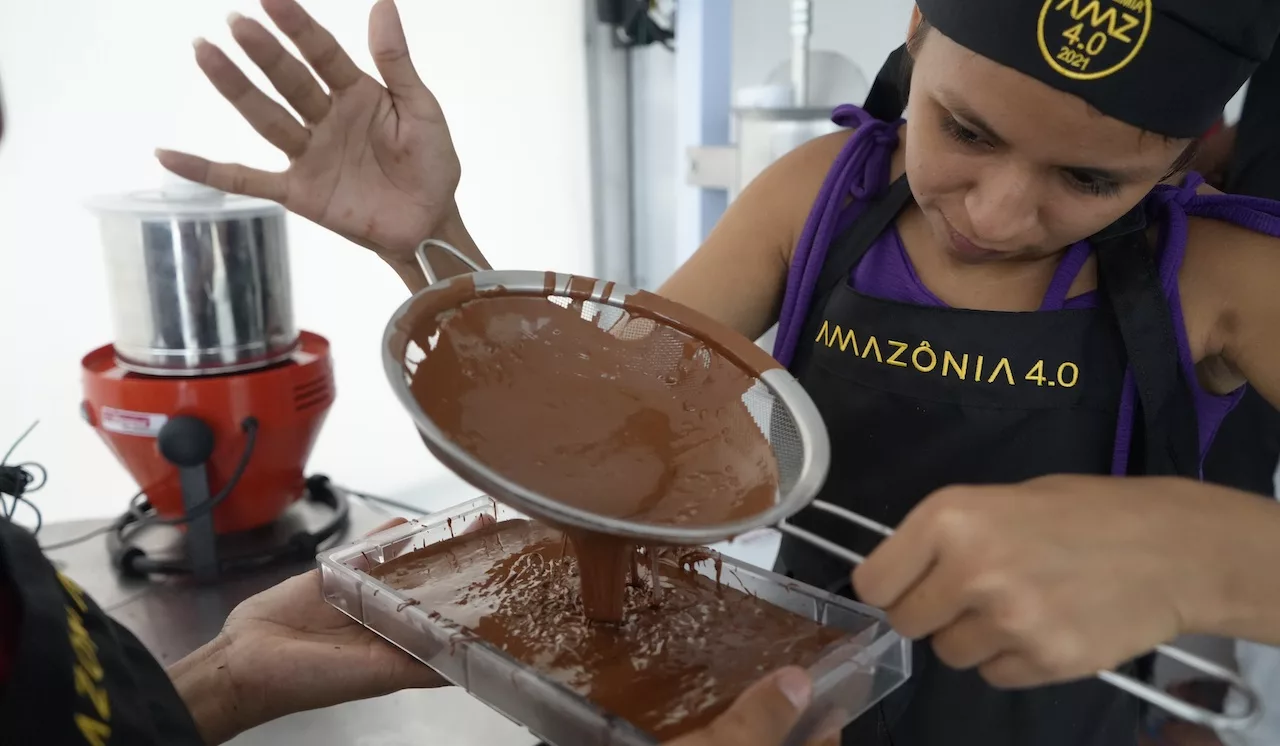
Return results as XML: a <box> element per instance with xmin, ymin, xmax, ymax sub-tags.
<box><xmin>384</xmin><ymin>269</ymin><xmax>827</xmax><ymax>546</ymax></box>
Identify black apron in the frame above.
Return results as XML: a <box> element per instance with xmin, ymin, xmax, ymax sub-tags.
<box><xmin>776</xmin><ymin>52</ymin><xmax>1202</xmax><ymax>744</ymax></box>
<box><xmin>0</xmin><ymin>518</ymin><xmax>204</xmax><ymax>745</ymax></box>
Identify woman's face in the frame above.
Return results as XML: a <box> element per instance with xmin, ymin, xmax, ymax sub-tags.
<box><xmin>903</xmin><ymin>29</ymin><xmax>1191</xmax><ymax>263</ymax></box>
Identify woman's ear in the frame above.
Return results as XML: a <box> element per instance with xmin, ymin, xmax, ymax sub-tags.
<box><xmin>907</xmin><ymin>5</ymin><xmax>923</xmax><ymax>42</ymax></box>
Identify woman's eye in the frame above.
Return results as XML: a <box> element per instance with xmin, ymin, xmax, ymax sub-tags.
<box><xmin>1062</xmin><ymin>169</ymin><xmax>1121</xmax><ymax>197</ymax></box>
<box><xmin>942</xmin><ymin>115</ymin><xmax>984</xmax><ymax>146</ymax></box>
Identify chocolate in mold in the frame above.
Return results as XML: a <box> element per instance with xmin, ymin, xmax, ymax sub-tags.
<box><xmin>370</xmin><ymin>519</ymin><xmax>847</xmax><ymax>741</ymax></box>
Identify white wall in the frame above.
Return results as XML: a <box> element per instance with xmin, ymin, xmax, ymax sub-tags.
<box><xmin>631</xmin><ymin>1</ymin><xmax>917</xmax><ymax>292</ymax></box>
<box><xmin>630</xmin><ymin>46</ymin><xmax>679</xmax><ymax>291</ymax></box>
<box><xmin>732</xmin><ymin>0</ymin><xmax>916</xmax><ymax>107</ymax></box>
<box><xmin>0</xmin><ymin>0</ymin><xmax>593</xmax><ymax>525</ymax></box>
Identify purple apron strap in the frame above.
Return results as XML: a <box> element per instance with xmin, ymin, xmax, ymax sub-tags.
<box><xmin>774</xmin><ymin>105</ymin><xmax>903</xmax><ymax>366</ymax></box>
<box><xmin>1110</xmin><ymin>172</ymin><xmax>1280</xmax><ymax>475</ymax></box>
<box><xmin>1039</xmin><ymin>240</ymin><xmax>1094</xmax><ymax>311</ymax></box>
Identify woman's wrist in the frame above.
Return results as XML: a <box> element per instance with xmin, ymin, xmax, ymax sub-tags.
<box><xmin>385</xmin><ymin>201</ymin><xmax>490</xmax><ymax>294</ymax></box>
<box><xmin>167</xmin><ymin>634</ymin><xmax>252</xmax><ymax>745</ymax></box>
<box><xmin>1171</xmin><ymin>480</ymin><xmax>1280</xmax><ymax>643</ymax></box>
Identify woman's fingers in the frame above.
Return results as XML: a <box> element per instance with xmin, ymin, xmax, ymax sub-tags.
<box><xmin>368</xmin><ymin>0</ymin><xmax>428</xmax><ymax>103</ymax></box>
<box><xmin>930</xmin><ymin>611</ymin><xmax>1006</xmax><ymax>671</ymax></box>
<box><xmin>193</xmin><ymin>38</ymin><xmax>309</xmax><ymax>157</ymax></box>
<box><xmin>228</xmin><ymin>12</ymin><xmax>330</xmax><ymax>123</ymax></box>
<box><xmin>881</xmin><ymin>556</ymin><xmax>968</xmax><ymax>641</ymax></box>
<box><xmin>261</xmin><ymin>0</ymin><xmax>364</xmax><ymax>92</ymax></box>
<box><xmin>155</xmin><ymin>149</ymin><xmax>288</xmax><ymax>204</ymax></box>
<box><xmin>668</xmin><ymin>667</ymin><xmax>812</xmax><ymax>746</ymax></box>
<box><xmin>977</xmin><ymin>652</ymin><xmax>1047</xmax><ymax>690</ymax></box>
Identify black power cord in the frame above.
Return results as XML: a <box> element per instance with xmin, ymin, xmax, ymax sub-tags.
<box><xmin>19</xmin><ymin>418</ymin><xmax>259</xmax><ymax>554</ymax></box>
<box><xmin>0</xmin><ymin>421</ymin><xmax>48</xmax><ymax>536</ymax></box>
<box><xmin>39</xmin><ymin>493</ymin><xmax>141</xmax><ymax>553</ymax></box>
<box><xmin>345</xmin><ymin>489</ymin><xmax>429</xmax><ymax>517</ymax></box>
<box><xmin>109</xmin><ymin>475</ymin><xmax>350</xmax><ymax>577</ymax></box>
<box><xmin>11</xmin><ymin>415</ymin><xmax>349</xmax><ymax>575</ymax></box>
<box><xmin>147</xmin><ymin>416</ymin><xmax>259</xmax><ymax>527</ymax></box>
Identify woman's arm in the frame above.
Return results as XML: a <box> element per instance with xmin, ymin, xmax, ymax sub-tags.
<box><xmin>1181</xmin><ymin>216</ymin><xmax>1280</xmax><ymax>404</ymax></box>
<box><xmin>853</xmin><ymin>474</ymin><xmax>1280</xmax><ymax>689</ymax></box>
<box><xmin>1180</xmin><ymin>222</ymin><xmax>1280</xmax><ymax>644</ymax></box>
<box><xmin>167</xmin><ymin>640</ymin><xmax>244</xmax><ymax>745</ymax></box>
<box><xmin>379</xmin><ymin>201</ymin><xmax>489</xmax><ymax>294</ymax></box>
<box><xmin>166</xmin><ymin>0</ymin><xmax>847</xmax><ymax>330</ymax></box>
<box><xmin>656</xmin><ymin>131</ymin><xmax>851</xmax><ymax>339</ymax></box>
<box><xmin>1165</xmin><ymin>480</ymin><xmax>1280</xmax><ymax>644</ymax></box>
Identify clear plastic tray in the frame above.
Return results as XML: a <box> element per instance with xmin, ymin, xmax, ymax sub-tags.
<box><xmin>319</xmin><ymin>497</ymin><xmax>911</xmax><ymax>745</ymax></box>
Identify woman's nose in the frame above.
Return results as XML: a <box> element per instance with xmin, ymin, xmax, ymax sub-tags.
<box><xmin>964</xmin><ymin>166</ymin><xmax>1041</xmax><ymax>247</ymax></box>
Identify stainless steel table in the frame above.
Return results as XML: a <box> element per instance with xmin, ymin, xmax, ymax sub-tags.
<box><xmin>41</xmin><ymin>498</ymin><xmax>537</xmax><ymax>746</ymax></box>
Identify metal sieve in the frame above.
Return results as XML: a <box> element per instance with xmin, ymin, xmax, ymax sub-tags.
<box><xmin>384</xmin><ymin>240</ymin><xmax>832</xmax><ymax>546</ymax></box>
<box><xmin>382</xmin><ymin>239</ymin><xmax>1260</xmax><ymax>734</ymax></box>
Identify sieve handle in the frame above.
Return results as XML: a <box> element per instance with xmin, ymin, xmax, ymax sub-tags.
<box><xmin>415</xmin><ymin>239</ymin><xmax>485</xmax><ymax>286</ymax></box>
<box><xmin>1098</xmin><ymin>649</ymin><xmax>1260</xmax><ymax>732</ymax></box>
<box><xmin>778</xmin><ymin>500</ymin><xmax>1262</xmax><ymax>731</ymax></box>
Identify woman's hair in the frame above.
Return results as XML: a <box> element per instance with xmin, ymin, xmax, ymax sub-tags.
<box><xmin>901</xmin><ymin>18</ymin><xmax>1200</xmax><ymax>179</ymax></box>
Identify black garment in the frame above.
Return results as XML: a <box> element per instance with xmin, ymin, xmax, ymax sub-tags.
<box><xmin>0</xmin><ymin>518</ymin><xmax>204</xmax><ymax>745</ymax></box>
<box><xmin>1203</xmin><ymin>386</ymin><xmax>1280</xmax><ymax>497</ymax></box>
<box><xmin>774</xmin><ymin>171</ymin><xmax>1193</xmax><ymax>746</ymax></box>
<box><xmin>1226</xmin><ymin>50</ymin><xmax>1280</xmax><ymax>201</ymax></box>
<box><xmin>1206</xmin><ymin>52</ymin><xmax>1280</xmax><ymax>499</ymax></box>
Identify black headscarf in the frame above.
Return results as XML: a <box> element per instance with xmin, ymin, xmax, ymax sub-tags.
<box><xmin>915</xmin><ymin>0</ymin><xmax>1280</xmax><ymax>138</ymax></box>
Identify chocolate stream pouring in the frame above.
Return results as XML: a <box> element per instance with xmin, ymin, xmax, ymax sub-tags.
<box><xmin>380</xmin><ymin>238</ymin><xmax>1260</xmax><ymax>732</ymax></box>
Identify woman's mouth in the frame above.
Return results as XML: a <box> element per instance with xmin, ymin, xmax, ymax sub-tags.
<box><xmin>940</xmin><ymin>215</ymin><xmax>1002</xmax><ymax>261</ymax></box>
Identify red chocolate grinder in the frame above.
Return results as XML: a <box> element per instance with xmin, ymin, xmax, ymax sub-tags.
<box><xmin>79</xmin><ymin>178</ymin><xmax>347</xmax><ymax>581</ymax></box>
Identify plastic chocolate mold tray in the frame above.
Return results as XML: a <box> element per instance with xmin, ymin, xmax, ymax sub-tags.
<box><xmin>319</xmin><ymin>497</ymin><xmax>911</xmax><ymax>745</ymax></box>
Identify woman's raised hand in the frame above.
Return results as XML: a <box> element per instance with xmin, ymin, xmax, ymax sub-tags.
<box><xmin>158</xmin><ymin>0</ymin><xmax>462</xmax><ymax>265</ymax></box>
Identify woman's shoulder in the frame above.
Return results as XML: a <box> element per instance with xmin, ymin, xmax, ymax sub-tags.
<box><xmin>730</xmin><ymin>104</ymin><xmax>905</xmax><ymax>266</ymax></box>
<box><xmin>1182</xmin><ymin>182</ymin><xmax>1280</xmax><ymax>259</ymax></box>
<box><xmin>745</xmin><ymin>102</ymin><xmax>903</xmax><ymax>204</ymax></box>
<box><xmin>761</xmin><ymin>129</ymin><xmax>856</xmax><ymax>187</ymax></box>
<box><xmin>741</xmin><ymin>112</ymin><xmax>903</xmax><ymax>221</ymax></box>
<box><xmin>1175</xmin><ymin>183</ymin><xmax>1280</xmax><ymax>390</ymax></box>
<box><xmin>735</xmin><ymin>129</ymin><xmax>855</xmax><ymax>244</ymax></box>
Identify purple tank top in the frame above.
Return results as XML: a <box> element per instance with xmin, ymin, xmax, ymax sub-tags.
<box><xmin>774</xmin><ymin>104</ymin><xmax>1280</xmax><ymax>475</ymax></box>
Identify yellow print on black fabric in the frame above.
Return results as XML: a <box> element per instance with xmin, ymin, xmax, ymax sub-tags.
<box><xmin>1037</xmin><ymin>0</ymin><xmax>1151</xmax><ymax>81</ymax></box>
<box><xmin>58</xmin><ymin>571</ymin><xmax>112</xmax><ymax>746</ymax></box>
<box><xmin>815</xmin><ymin>321</ymin><xmax>1080</xmax><ymax>389</ymax></box>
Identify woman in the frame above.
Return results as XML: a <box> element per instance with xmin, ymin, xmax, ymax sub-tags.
<box><xmin>160</xmin><ymin>1</ymin><xmax>1280</xmax><ymax>745</ymax></box>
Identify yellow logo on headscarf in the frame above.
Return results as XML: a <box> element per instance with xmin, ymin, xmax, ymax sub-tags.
<box><xmin>1038</xmin><ymin>0</ymin><xmax>1152</xmax><ymax>81</ymax></box>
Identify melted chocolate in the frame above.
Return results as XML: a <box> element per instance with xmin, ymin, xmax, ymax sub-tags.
<box><xmin>371</xmin><ymin>519</ymin><xmax>847</xmax><ymax>741</ymax></box>
<box><xmin>410</xmin><ymin>290</ymin><xmax>779</xmax><ymax>527</ymax></box>
<box><xmin>406</xmin><ymin>280</ymin><xmax>782</xmax><ymax>620</ymax></box>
